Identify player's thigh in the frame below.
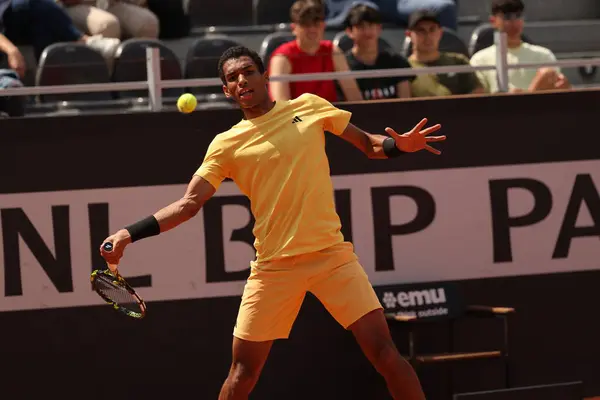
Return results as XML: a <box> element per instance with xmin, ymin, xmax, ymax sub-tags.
<box><xmin>309</xmin><ymin>259</ymin><xmax>382</xmax><ymax>329</ymax></box>
<box><xmin>235</xmin><ymin>266</ymin><xmax>307</xmax><ymax>342</ymax></box>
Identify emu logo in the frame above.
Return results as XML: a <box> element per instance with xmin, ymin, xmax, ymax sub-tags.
<box><xmin>398</xmin><ymin>288</ymin><xmax>446</xmax><ymax>307</ymax></box>
<box><xmin>382</xmin><ymin>288</ymin><xmax>447</xmax><ymax>309</ymax></box>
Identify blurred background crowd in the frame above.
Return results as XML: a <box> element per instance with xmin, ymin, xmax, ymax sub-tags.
<box><xmin>0</xmin><ymin>0</ymin><xmax>599</xmax><ymax>117</ymax></box>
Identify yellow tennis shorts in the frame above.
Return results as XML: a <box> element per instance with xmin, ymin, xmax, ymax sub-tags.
<box><xmin>233</xmin><ymin>242</ymin><xmax>383</xmax><ymax>342</ymax></box>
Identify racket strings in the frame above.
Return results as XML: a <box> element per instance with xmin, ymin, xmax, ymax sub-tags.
<box><xmin>95</xmin><ymin>275</ymin><xmax>142</xmax><ymax>313</ymax></box>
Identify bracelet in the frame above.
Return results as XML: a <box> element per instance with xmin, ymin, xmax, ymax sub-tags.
<box><xmin>382</xmin><ymin>137</ymin><xmax>405</xmax><ymax>158</ymax></box>
<box><xmin>125</xmin><ymin>215</ymin><xmax>160</xmax><ymax>243</ymax></box>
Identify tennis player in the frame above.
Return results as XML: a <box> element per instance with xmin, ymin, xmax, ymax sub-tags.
<box><xmin>101</xmin><ymin>45</ymin><xmax>445</xmax><ymax>400</ymax></box>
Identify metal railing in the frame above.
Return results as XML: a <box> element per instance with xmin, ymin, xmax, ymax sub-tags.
<box><xmin>1</xmin><ymin>32</ymin><xmax>600</xmax><ymax>112</ymax></box>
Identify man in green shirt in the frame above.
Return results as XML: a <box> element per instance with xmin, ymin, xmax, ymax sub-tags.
<box><xmin>406</xmin><ymin>10</ymin><xmax>484</xmax><ymax>98</ymax></box>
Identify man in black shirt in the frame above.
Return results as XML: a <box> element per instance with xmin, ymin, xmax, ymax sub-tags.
<box><xmin>343</xmin><ymin>3</ymin><xmax>413</xmax><ymax>100</ymax></box>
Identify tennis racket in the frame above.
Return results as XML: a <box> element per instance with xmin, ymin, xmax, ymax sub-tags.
<box><xmin>91</xmin><ymin>242</ymin><xmax>147</xmax><ymax>319</ymax></box>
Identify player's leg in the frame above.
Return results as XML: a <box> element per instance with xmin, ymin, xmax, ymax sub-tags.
<box><xmin>218</xmin><ymin>337</ymin><xmax>273</xmax><ymax>400</ymax></box>
<box><xmin>309</xmin><ymin>245</ymin><xmax>425</xmax><ymax>400</ymax></box>
<box><xmin>219</xmin><ymin>260</ymin><xmax>308</xmax><ymax>399</ymax></box>
<box><xmin>349</xmin><ymin>309</ymin><xmax>425</xmax><ymax>400</ymax></box>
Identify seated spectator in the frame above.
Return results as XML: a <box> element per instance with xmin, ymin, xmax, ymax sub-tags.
<box><xmin>0</xmin><ymin>0</ymin><xmax>120</xmax><ymax>77</ymax></box>
<box><xmin>344</xmin><ymin>3</ymin><xmax>412</xmax><ymax>100</ymax></box>
<box><xmin>325</xmin><ymin>0</ymin><xmax>458</xmax><ymax>31</ymax></box>
<box><xmin>406</xmin><ymin>10</ymin><xmax>484</xmax><ymax>98</ymax></box>
<box><xmin>59</xmin><ymin>0</ymin><xmax>159</xmax><ymax>40</ymax></box>
<box><xmin>0</xmin><ymin>68</ymin><xmax>25</xmax><ymax>117</ymax></box>
<box><xmin>470</xmin><ymin>0</ymin><xmax>571</xmax><ymax>93</ymax></box>
<box><xmin>269</xmin><ymin>0</ymin><xmax>362</xmax><ymax>103</ymax></box>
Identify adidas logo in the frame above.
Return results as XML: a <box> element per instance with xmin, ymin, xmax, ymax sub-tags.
<box><xmin>292</xmin><ymin>116</ymin><xmax>302</xmax><ymax>124</ymax></box>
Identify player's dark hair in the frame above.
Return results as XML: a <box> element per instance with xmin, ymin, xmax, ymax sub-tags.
<box><xmin>344</xmin><ymin>4</ymin><xmax>382</xmax><ymax>29</ymax></box>
<box><xmin>290</xmin><ymin>0</ymin><xmax>325</xmax><ymax>25</ymax></box>
<box><xmin>491</xmin><ymin>0</ymin><xmax>524</xmax><ymax>15</ymax></box>
<box><xmin>218</xmin><ymin>46</ymin><xmax>265</xmax><ymax>84</ymax></box>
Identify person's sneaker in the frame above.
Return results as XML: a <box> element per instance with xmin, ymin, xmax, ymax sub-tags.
<box><xmin>85</xmin><ymin>35</ymin><xmax>120</xmax><ymax>60</ymax></box>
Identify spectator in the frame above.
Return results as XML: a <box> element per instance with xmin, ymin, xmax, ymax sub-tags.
<box><xmin>325</xmin><ymin>0</ymin><xmax>458</xmax><ymax>31</ymax></box>
<box><xmin>470</xmin><ymin>0</ymin><xmax>571</xmax><ymax>93</ymax></box>
<box><xmin>59</xmin><ymin>0</ymin><xmax>159</xmax><ymax>40</ymax></box>
<box><xmin>344</xmin><ymin>3</ymin><xmax>412</xmax><ymax>100</ymax></box>
<box><xmin>269</xmin><ymin>0</ymin><xmax>362</xmax><ymax>103</ymax></box>
<box><xmin>0</xmin><ymin>68</ymin><xmax>25</xmax><ymax>117</ymax></box>
<box><xmin>406</xmin><ymin>10</ymin><xmax>484</xmax><ymax>98</ymax></box>
<box><xmin>0</xmin><ymin>0</ymin><xmax>120</xmax><ymax>78</ymax></box>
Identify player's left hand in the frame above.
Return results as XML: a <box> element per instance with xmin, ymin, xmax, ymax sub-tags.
<box><xmin>385</xmin><ymin>118</ymin><xmax>446</xmax><ymax>155</ymax></box>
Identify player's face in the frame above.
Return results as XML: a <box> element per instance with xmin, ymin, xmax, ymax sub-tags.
<box><xmin>347</xmin><ymin>22</ymin><xmax>382</xmax><ymax>48</ymax></box>
<box><xmin>408</xmin><ymin>21</ymin><xmax>442</xmax><ymax>54</ymax></box>
<box><xmin>221</xmin><ymin>56</ymin><xmax>268</xmax><ymax>108</ymax></box>
<box><xmin>292</xmin><ymin>20</ymin><xmax>325</xmax><ymax>46</ymax></box>
<box><xmin>491</xmin><ymin>12</ymin><xmax>524</xmax><ymax>40</ymax></box>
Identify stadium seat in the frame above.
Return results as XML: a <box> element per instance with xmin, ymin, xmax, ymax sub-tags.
<box><xmin>259</xmin><ymin>31</ymin><xmax>295</xmax><ymax>67</ymax></box>
<box><xmin>253</xmin><ymin>0</ymin><xmax>296</xmax><ymax>25</ymax></box>
<box><xmin>468</xmin><ymin>24</ymin><xmax>533</xmax><ymax>57</ymax></box>
<box><xmin>184</xmin><ymin>35</ymin><xmax>244</xmax><ymax>96</ymax></box>
<box><xmin>35</xmin><ymin>43</ymin><xmax>112</xmax><ymax>103</ymax></box>
<box><xmin>188</xmin><ymin>0</ymin><xmax>252</xmax><ymax>27</ymax></box>
<box><xmin>403</xmin><ymin>28</ymin><xmax>470</xmax><ymax>59</ymax></box>
<box><xmin>112</xmin><ymin>39</ymin><xmax>183</xmax><ymax>99</ymax></box>
<box><xmin>332</xmin><ymin>31</ymin><xmax>394</xmax><ymax>53</ymax></box>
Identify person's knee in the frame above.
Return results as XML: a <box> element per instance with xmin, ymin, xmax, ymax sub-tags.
<box><xmin>128</xmin><ymin>10</ymin><xmax>160</xmax><ymax>38</ymax></box>
<box><xmin>530</xmin><ymin>67</ymin><xmax>560</xmax><ymax>90</ymax></box>
<box><xmin>93</xmin><ymin>12</ymin><xmax>121</xmax><ymax>38</ymax></box>
<box><xmin>228</xmin><ymin>360</ymin><xmax>262</xmax><ymax>393</ymax></box>
<box><xmin>537</xmin><ymin>67</ymin><xmax>558</xmax><ymax>80</ymax></box>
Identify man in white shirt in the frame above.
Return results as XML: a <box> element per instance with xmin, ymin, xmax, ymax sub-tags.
<box><xmin>470</xmin><ymin>0</ymin><xmax>571</xmax><ymax>93</ymax></box>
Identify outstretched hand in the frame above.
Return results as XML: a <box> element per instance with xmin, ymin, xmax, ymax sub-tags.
<box><xmin>385</xmin><ymin>118</ymin><xmax>446</xmax><ymax>155</ymax></box>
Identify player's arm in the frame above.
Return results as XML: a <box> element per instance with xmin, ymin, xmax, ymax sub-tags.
<box><xmin>332</xmin><ymin>45</ymin><xmax>363</xmax><ymax>102</ymax></box>
<box><xmin>152</xmin><ymin>175</ymin><xmax>215</xmax><ymax>232</ymax></box>
<box><xmin>100</xmin><ymin>175</ymin><xmax>216</xmax><ymax>264</ymax></box>
<box><xmin>338</xmin><ymin>119</ymin><xmax>445</xmax><ymax>159</ymax></box>
<box><xmin>269</xmin><ymin>54</ymin><xmax>292</xmax><ymax>101</ymax></box>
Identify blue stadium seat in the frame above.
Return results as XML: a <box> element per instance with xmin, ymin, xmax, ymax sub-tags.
<box><xmin>112</xmin><ymin>39</ymin><xmax>183</xmax><ymax>99</ymax></box>
<box><xmin>469</xmin><ymin>24</ymin><xmax>533</xmax><ymax>57</ymax></box>
<box><xmin>259</xmin><ymin>32</ymin><xmax>295</xmax><ymax>67</ymax></box>
<box><xmin>35</xmin><ymin>43</ymin><xmax>112</xmax><ymax>103</ymax></box>
<box><xmin>332</xmin><ymin>31</ymin><xmax>394</xmax><ymax>53</ymax></box>
<box><xmin>184</xmin><ymin>35</ymin><xmax>243</xmax><ymax>96</ymax></box>
<box><xmin>403</xmin><ymin>28</ymin><xmax>470</xmax><ymax>58</ymax></box>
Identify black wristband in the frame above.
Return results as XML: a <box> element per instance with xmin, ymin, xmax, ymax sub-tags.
<box><xmin>383</xmin><ymin>137</ymin><xmax>405</xmax><ymax>158</ymax></box>
<box><xmin>125</xmin><ymin>215</ymin><xmax>160</xmax><ymax>243</ymax></box>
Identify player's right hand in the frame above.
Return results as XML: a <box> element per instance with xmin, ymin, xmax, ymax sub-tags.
<box><xmin>99</xmin><ymin>229</ymin><xmax>132</xmax><ymax>271</ymax></box>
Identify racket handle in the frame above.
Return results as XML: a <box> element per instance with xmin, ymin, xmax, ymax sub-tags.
<box><xmin>102</xmin><ymin>242</ymin><xmax>119</xmax><ymax>275</ymax></box>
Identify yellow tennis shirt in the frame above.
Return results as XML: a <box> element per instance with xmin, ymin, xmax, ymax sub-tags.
<box><xmin>195</xmin><ymin>93</ymin><xmax>352</xmax><ymax>263</ymax></box>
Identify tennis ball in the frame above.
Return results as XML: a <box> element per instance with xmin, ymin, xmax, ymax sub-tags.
<box><xmin>177</xmin><ymin>93</ymin><xmax>197</xmax><ymax>114</ymax></box>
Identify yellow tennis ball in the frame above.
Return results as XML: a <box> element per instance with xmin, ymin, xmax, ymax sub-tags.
<box><xmin>177</xmin><ymin>93</ymin><xmax>197</xmax><ymax>114</ymax></box>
